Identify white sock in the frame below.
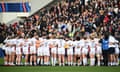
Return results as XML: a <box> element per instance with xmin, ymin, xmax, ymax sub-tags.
<box><xmin>62</xmin><ymin>63</ymin><xmax>65</xmax><ymax>66</ymax></box>
<box><xmin>4</xmin><ymin>61</ymin><xmax>7</xmax><ymax>65</ymax></box>
<box><xmin>46</xmin><ymin>62</ymin><xmax>49</xmax><ymax>65</ymax></box>
<box><xmin>16</xmin><ymin>62</ymin><xmax>18</xmax><ymax>65</ymax></box>
<box><xmin>34</xmin><ymin>62</ymin><xmax>36</xmax><ymax>65</ymax></box>
<box><xmin>110</xmin><ymin>62</ymin><xmax>113</xmax><ymax>66</ymax></box>
<box><xmin>117</xmin><ymin>59</ymin><xmax>119</xmax><ymax>65</ymax></box>
<box><xmin>68</xmin><ymin>62</ymin><xmax>70</xmax><ymax>66</ymax></box>
<box><xmin>83</xmin><ymin>58</ymin><xmax>87</xmax><ymax>66</ymax></box>
<box><xmin>70</xmin><ymin>62</ymin><xmax>73</xmax><ymax>65</ymax></box>
<box><xmin>78</xmin><ymin>62</ymin><xmax>81</xmax><ymax>66</ymax></box>
<box><xmin>97</xmin><ymin>61</ymin><xmax>100</xmax><ymax>66</ymax></box>
<box><xmin>54</xmin><ymin>58</ymin><xmax>56</xmax><ymax>65</ymax></box>
<box><xmin>51</xmin><ymin>57</ymin><xmax>54</xmax><ymax>65</ymax></box>
<box><xmin>37</xmin><ymin>58</ymin><xmax>40</xmax><ymax>64</ymax></box>
<box><xmin>59</xmin><ymin>63</ymin><xmax>61</xmax><ymax>66</ymax></box>
<box><xmin>25</xmin><ymin>62</ymin><xmax>27</xmax><ymax>65</ymax></box>
<box><xmin>30</xmin><ymin>62</ymin><xmax>32</xmax><ymax>65</ymax></box>
<box><xmin>90</xmin><ymin>58</ymin><xmax>95</xmax><ymax>66</ymax></box>
<box><xmin>73</xmin><ymin>62</ymin><xmax>76</xmax><ymax>66</ymax></box>
<box><xmin>41</xmin><ymin>59</ymin><xmax>43</xmax><ymax>65</ymax></box>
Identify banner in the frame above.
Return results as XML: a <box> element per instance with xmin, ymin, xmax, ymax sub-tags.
<box><xmin>0</xmin><ymin>2</ymin><xmax>31</xmax><ymax>12</ymax></box>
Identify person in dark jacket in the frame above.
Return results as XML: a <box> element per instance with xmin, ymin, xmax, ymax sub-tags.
<box><xmin>99</xmin><ymin>32</ymin><xmax>109</xmax><ymax>66</ymax></box>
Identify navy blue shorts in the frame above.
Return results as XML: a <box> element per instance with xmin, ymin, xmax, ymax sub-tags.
<box><xmin>109</xmin><ymin>47</ymin><xmax>115</xmax><ymax>54</ymax></box>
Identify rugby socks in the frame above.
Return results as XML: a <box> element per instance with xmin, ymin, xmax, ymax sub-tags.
<box><xmin>51</xmin><ymin>57</ymin><xmax>54</xmax><ymax>65</ymax></box>
<box><xmin>90</xmin><ymin>58</ymin><xmax>95</xmax><ymax>66</ymax></box>
<box><xmin>41</xmin><ymin>59</ymin><xmax>43</xmax><ymax>65</ymax></box>
<box><xmin>37</xmin><ymin>58</ymin><xmax>40</xmax><ymax>65</ymax></box>
<box><xmin>97</xmin><ymin>60</ymin><xmax>100</xmax><ymax>66</ymax></box>
<box><xmin>117</xmin><ymin>59</ymin><xmax>119</xmax><ymax>65</ymax></box>
<box><xmin>78</xmin><ymin>62</ymin><xmax>82</xmax><ymax>66</ymax></box>
<box><xmin>54</xmin><ymin>58</ymin><xmax>56</xmax><ymax>66</ymax></box>
<box><xmin>4</xmin><ymin>61</ymin><xmax>7</xmax><ymax>65</ymax></box>
<box><xmin>83</xmin><ymin>58</ymin><xmax>87</xmax><ymax>66</ymax></box>
<box><xmin>68</xmin><ymin>62</ymin><xmax>70</xmax><ymax>66</ymax></box>
<box><xmin>62</xmin><ymin>63</ymin><xmax>65</xmax><ymax>66</ymax></box>
<box><xmin>70</xmin><ymin>62</ymin><xmax>73</xmax><ymax>65</ymax></box>
<box><xmin>30</xmin><ymin>62</ymin><xmax>32</xmax><ymax>66</ymax></box>
<box><xmin>73</xmin><ymin>62</ymin><xmax>76</xmax><ymax>66</ymax></box>
<box><xmin>59</xmin><ymin>63</ymin><xmax>61</xmax><ymax>66</ymax></box>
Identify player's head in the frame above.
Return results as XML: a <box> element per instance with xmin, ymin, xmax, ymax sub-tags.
<box><xmin>103</xmin><ymin>32</ymin><xmax>109</xmax><ymax>40</ymax></box>
<box><xmin>76</xmin><ymin>36</ymin><xmax>80</xmax><ymax>41</ymax></box>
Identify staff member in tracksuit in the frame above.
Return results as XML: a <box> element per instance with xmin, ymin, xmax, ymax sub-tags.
<box><xmin>99</xmin><ymin>32</ymin><xmax>109</xmax><ymax>66</ymax></box>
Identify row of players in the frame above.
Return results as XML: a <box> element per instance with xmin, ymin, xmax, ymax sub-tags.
<box><xmin>2</xmin><ymin>33</ymin><xmax>119</xmax><ymax>66</ymax></box>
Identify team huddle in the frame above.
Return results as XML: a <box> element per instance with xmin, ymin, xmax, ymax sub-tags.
<box><xmin>2</xmin><ymin>32</ymin><xmax>119</xmax><ymax>66</ymax></box>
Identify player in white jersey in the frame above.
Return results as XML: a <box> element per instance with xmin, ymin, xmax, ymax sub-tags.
<box><xmin>74</xmin><ymin>37</ymin><xmax>84</xmax><ymax>66</ymax></box>
<box><xmin>114</xmin><ymin>39</ymin><xmax>119</xmax><ymax>66</ymax></box>
<box><xmin>37</xmin><ymin>37</ymin><xmax>44</xmax><ymax>65</ymax></box>
<box><xmin>10</xmin><ymin>36</ymin><xmax>16</xmax><ymax>65</ymax></box>
<box><xmin>22</xmin><ymin>36</ymin><xmax>31</xmax><ymax>65</ymax></box>
<box><xmin>43</xmin><ymin>38</ymin><xmax>50</xmax><ymax>65</ymax></box>
<box><xmin>2</xmin><ymin>43</ymin><xmax>7</xmax><ymax>65</ymax></box>
<box><xmin>49</xmin><ymin>38</ymin><xmax>58</xmax><ymax>66</ymax></box>
<box><xmin>58</xmin><ymin>38</ymin><xmax>65</xmax><ymax>66</ymax></box>
<box><xmin>67</xmin><ymin>38</ymin><xmax>74</xmax><ymax>66</ymax></box>
<box><xmin>108</xmin><ymin>35</ymin><xmax>116</xmax><ymax>66</ymax></box>
<box><xmin>94</xmin><ymin>37</ymin><xmax>102</xmax><ymax>66</ymax></box>
<box><xmin>82</xmin><ymin>36</ymin><xmax>89</xmax><ymax>66</ymax></box>
<box><xmin>29</xmin><ymin>34</ymin><xmax>37</xmax><ymax>66</ymax></box>
<box><xmin>89</xmin><ymin>36</ymin><xmax>96</xmax><ymax>66</ymax></box>
<box><xmin>3</xmin><ymin>36</ymin><xmax>11</xmax><ymax>65</ymax></box>
<box><xmin>16</xmin><ymin>36</ymin><xmax>24</xmax><ymax>65</ymax></box>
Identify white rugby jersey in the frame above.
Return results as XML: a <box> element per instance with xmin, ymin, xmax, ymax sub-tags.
<box><xmin>84</xmin><ymin>39</ymin><xmax>91</xmax><ymax>48</ymax></box>
<box><xmin>80</xmin><ymin>39</ymin><xmax>85</xmax><ymax>48</ymax></box>
<box><xmin>4</xmin><ymin>39</ymin><xmax>10</xmax><ymax>48</ymax></box>
<box><xmin>10</xmin><ymin>39</ymin><xmax>17</xmax><ymax>46</ymax></box>
<box><xmin>109</xmin><ymin>35</ymin><xmax>116</xmax><ymax>48</ymax></box>
<box><xmin>90</xmin><ymin>39</ymin><xmax>96</xmax><ymax>48</ymax></box>
<box><xmin>67</xmin><ymin>40</ymin><xmax>74</xmax><ymax>49</ymax></box>
<box><xmin>115</xmin><ymin>39</ymin><xmax>119</xmax><ymax>48</ymax></box>
<box><xmin>74</xmin><ymin>40</ymin><xmax>80</xmax><ymax>48</ymax></box>
<box><xmin>43</xmin><ymin>39</ymin><xmax>49</xmax><ymax>48</ymax></box>
<box><xmin>94</xmin><ymin>38</ymin><xmax>101</xmax><ymax>47</ymax></box>
<box><xmin>4</xmin><ymin>38</ymin><xmax>10</xmax><ymax>45</ymax></box>
<box><xmin>48</xmin><ymin>39</ymin><xmax>57</xmax><ymax>47</ymax></box>
<box><xmin>75</xmin><ymin>39</ymin><xmax>85</xmax><ymax>48</ymax></box>
<box><xmin>30</xmin><ymin>37</ymin><xmax>36</xmax><ymax>47</ymax></box>
<box><xmin>23</xmin><ymin>39</ymin><xmax>31</xmax><ymax>47</ymax></box>
<box><xmin>16</xmin><ymin>38</ymin><xmax>24</xmax><ymax>47</ymax></box>
<box><xmin>58</xmin><ymin>39</ymin><xmax>65</xmax><ymax>48</ymax></box>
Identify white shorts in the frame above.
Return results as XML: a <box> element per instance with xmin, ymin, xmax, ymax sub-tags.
<box><xmin>67</xmin><ymin>48</ymin><xmax>73</xmax><ymax>55</ymax></box>
<box><xmin>5</xmin><ymin>47</ymin><xmax>12</xmax><ymax>55</ymax></box>
<box><xmin>75</xmin><ymin>48</ymin><xmax>81</xmax><ymax>55</ymax></box>
<box><xmin>82</xmin><ymin>48</ymin><xmax>88</xmax><ymax>55</ymax></box>
<box><xmin>58</xmin><ymin>47</ymin><xmax>65</xmax><ymax>55</ymax></box>
<box><xmin>89</xmin><ymin>48</ymin><xmax>95</xmax><ymax>55</ymax></box>
<box><xmin>30</xmin><ymin>46</ymin><xmax>36</xmax><ymax>54</ymax></box>
<box><xmin>43</xmin><ymin>47</ymin><xmax>50</xmax><ymax>56</ymax></box>
<box><xmin>22</xmin><ymin>47</ymin><xmax>29</xmax><ymax>54</ymax></box>
<box><xmin>51</xmin><ymin>47</ymin><xmax>57</xmax><ymax>54</ymax></box>
<box><xmin>96</xmin><ymin>46</ymin><xmax>102</xmax><ymax>54</ymax></box>
<box><xmin>16</xmin><ymin>47</ymin><xmax>22</xmax><ymax>55</ymax></box>
<box><xmin>11</xmin><ymin>47</ymin><xmax>16</xmax><ymax>52</ymax></box>
<box><xmin>37</xmin><ymin>47</ymin><xmax>44</xmax><ymax>56</ymax></box>
<box><xmin>115</xmin><ymin>47</ymin><xmax>119</xmax><ymax>54</ymax></box>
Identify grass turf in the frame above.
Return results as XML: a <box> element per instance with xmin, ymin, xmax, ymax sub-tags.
<box><xmin>0</xmin><ymin>58</ymin><xmax>120</xmax><ymax>72</ymax></box>
<box><xmin>0</xmin><ymin>66</ymin><xmax>120</xmax><ymax>72</ymax></box>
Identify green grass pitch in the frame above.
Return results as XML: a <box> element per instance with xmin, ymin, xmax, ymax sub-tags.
<box><xmin>0</xmin><ymin>58</ymin><xmax>120</xmax><ymax>72</ymax></box>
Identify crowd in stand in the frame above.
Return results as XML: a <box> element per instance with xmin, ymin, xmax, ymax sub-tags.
<box><xmin>0</xmin><ymin>0</ymin><xmax>120</xmax><ymax>66</ymax></box>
